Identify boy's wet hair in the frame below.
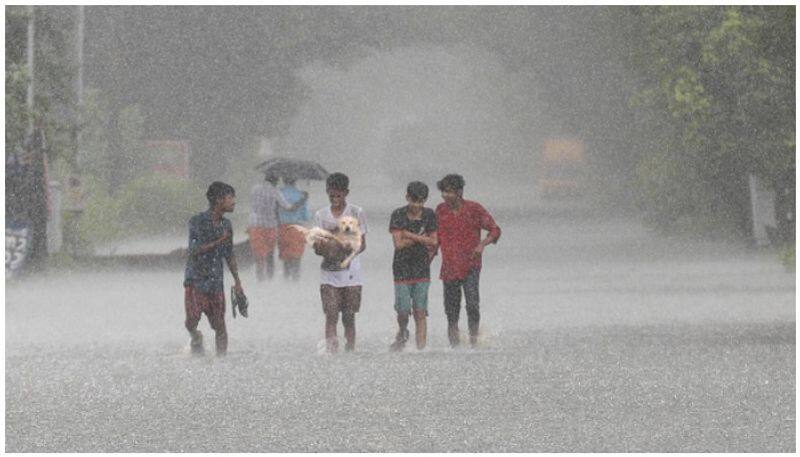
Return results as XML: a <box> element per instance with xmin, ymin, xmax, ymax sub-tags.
<box><xmin>437</xmin><ymin>174</ymin><xmax>465</xmax><ymax>192</ymax></box>
<box><xmin>406</xmin><ymin>181</ymin><xmax>429</xmax><ymax>201</ymax></box>
<box><xmin>206</xmin><ymin>181</ymin><xmax>236</xmax><ymax>205</ymax></box>
<box><xmin>326</xmin><ymin>172</ymin><xmax>349</xmax><ymax>191</ymax></box>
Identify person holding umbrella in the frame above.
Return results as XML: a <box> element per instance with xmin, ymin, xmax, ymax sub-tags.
<box><xmin>248</xmin><ymin>171</ymin><xmax>307</xmax><ymax>281</ymax></box>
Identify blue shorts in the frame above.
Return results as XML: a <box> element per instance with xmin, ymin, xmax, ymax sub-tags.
<box><xmin>394</xmin><ymin>281</ymin><xmax>430</xmax><ymax>314</ymax></box>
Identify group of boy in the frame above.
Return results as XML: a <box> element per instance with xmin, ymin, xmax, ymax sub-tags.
<box><xmin>182</xmin><ymin>172</ymin><xmax>501</xmax><ymax>356</ymax></box>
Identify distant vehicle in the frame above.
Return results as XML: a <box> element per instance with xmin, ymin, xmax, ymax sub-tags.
<box><xmin>536</xmin><ymin>138</ymin><xmax>587</xmax><ymax>198</ymax></box>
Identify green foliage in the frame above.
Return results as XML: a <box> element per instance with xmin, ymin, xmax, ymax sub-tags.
<box><xmin>78</xmin><ymin>173</ymin><xmax>204</xmax><ymax>245</ymax></box>
<box><xmin>76</xmin><ymin>178</ymin><xmax>122</xmax><ymax>243</ymax></box>
<box><xmin>622</xmin><ymin>6</ymin><xmax>795</xmax><ymax>239</ymax></box>
<box><xmin>78</xmin><ymin>95</ymin><xmax>151</xmax><ymax>191</ymax></box>
<box><xmin>114</xmin><ymin>104</ymin><xmax>149</xmax><ymax>184</ymax></box>
<box><xmin>6</xmin><ymin>8</ymin><xmax>206</xmax><ymax>251</ymax></box>
<box><xmin>114</xmin><ymin>173</ymin><xmax>204</xmax><ymax>234</ymax></box>
<box><xmin>5</xmin><ymin>63</ymin><xmax>30</xmax><ymax>150</ymax></box>
<box><xmin>5</xmin><ymin>7</ymin><xmax>81</xmax><ymax>164</ymax></box>
<box><xmin>77</xmin><ymin>89</ymin><xmax>114</xmax><ymax>184</ymax></box>
<box><xmin>781</xmin><ymin>243</ymin><xmax>795</xmax><ymax>272</ymax></box>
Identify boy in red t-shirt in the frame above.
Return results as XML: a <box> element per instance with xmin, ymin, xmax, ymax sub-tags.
<box><xmin>435</xmin><ymin>174</ymin><xmax>501</xmax><ymax>348</ymax></box>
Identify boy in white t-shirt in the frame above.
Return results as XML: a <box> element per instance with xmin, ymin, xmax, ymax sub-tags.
<box><xmin>312</xmin><ymin>172</ymin><xmax>367</xmax><ymax>353</ymax></box>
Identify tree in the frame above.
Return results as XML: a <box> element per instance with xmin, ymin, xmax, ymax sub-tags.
<box><xmin>6</xmin><ymin>6</ymin><xmax>98</xmax><ymax>270</ymax></box>
<box><xmin>620</xmin><ymin>6</ymin><xmax>794</xmax><ymax>238</ymax></box>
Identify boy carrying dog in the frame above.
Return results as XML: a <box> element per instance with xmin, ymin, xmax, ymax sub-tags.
<box><xmin>312</xmin><ymin>172</ymin><xmax>367</xmax><ymax>353</ymax></box>
<box><xmin>388</xmin><ymin>181</ymin><xmax>438</xmax><ymax>351</ymax></box>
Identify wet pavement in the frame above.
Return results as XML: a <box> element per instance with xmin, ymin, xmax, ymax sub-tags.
<box><xmin>6</xmin><ymin>209</ymin><xmax>795</xmax><ymax>452</ymax></box>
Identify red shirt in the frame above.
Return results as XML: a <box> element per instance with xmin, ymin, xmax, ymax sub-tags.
<box><xmin>436</xmin><ymin>199</ymin><xmax>501</xmax><ymax>281</ymax></box>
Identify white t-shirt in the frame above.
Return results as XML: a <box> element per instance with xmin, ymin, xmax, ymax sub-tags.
<box><xmin>313</xmin><ymin>203</ymin><xmax>367</xmax><ymax>287</ymax></box>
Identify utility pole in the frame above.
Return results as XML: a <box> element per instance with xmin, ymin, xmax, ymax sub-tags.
<box><xmin>75</xmin><ymin>5</ymin><xmax>84</xmax><ymax>169</ymax></box>
<box><xmin>62</xmin><ymin>5</ymin><xmax>88</xmax><ymax>256</ymax></box>
<box><xmin>26</xmin><ymin>5</ymin><xmax>34</xmax><ymax>135</ymax></box>
<box><xmin>24</xmin><ymin>5</ymin><xmax>50</xmax><ymax>271</ymax></box>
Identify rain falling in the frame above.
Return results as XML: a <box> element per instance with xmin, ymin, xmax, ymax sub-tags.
<box><xmin>5</xmin><ymin>5</ymin><xmax>795</xmax><ymax>452</ymax></box>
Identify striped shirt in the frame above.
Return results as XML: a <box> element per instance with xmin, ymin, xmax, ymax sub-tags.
<box><xmin>249</xmin><ymin>182</ymin><xmax>292</xmax><ymax>228</ymax></box>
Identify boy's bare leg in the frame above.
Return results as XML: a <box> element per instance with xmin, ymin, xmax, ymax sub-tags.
<box><xmin>342</xmin><ymin>312</ymin><xmax>356</xmax><ymax>351</ymax></box>
<box><xmin>208</xmin><ymin>308</ymin><xmax>228</xmax><ymax>356</ymax></box>
<box><xmin>185</xmin><ymin>288</ymin><xmax>204</xmax><ymax>354</ymax></box>
<box><xmin>390</xmin><ymin>312</ymin><xmax>410</xmax><ymax>351</ymax></box>
<box><xmin>325</xmin><ymin>311</ymin><xmax>339</xmax><ymax>353</ymax></box>
<box><xmin>213</xmin><ymin>326</ymin><xmax>228</xmax><ymax>356</ymax></box>
<box><xmin>413</xmin><ymin>309</ymin><xmax>427</xmax><ymax>350</ymax></box>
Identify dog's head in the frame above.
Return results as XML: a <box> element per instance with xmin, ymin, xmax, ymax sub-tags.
<box><xmin>337</xmin><ymin>216</ymin><xmax>359</xmax><ymax>235</ymax></box>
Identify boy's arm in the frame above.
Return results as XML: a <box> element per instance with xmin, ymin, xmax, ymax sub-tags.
<box><xmin>196</xmin><ymin>232</ymin><xmax>230</xmax><ymax>255</ymax></box>
<box><xmin>189</xmin><ymin>217</ymin><xmax>230</xmax><ymax>256</ymax></box>
<box><xmin>427</xmin><ymin>232</ymin><xmax>439</xmax><ymax>261</ymax></box>
<box><xmin>389</xmin><ymin>210</ymin><xmax>416</xmax><ymax>249</ymax></box>
<box><xmin>225</xmin><ymin>255</ymin><xmax>243</xmax><ymax>294</ymax></box>
<box><xmin>401</xmin><ymin>230</ymin><xmax>438</xmax><ymax>247</ymax></box>
<box><xmin>481</xmin><ymin>209</ymin><xmax>501</xmax><ymax>244</ymax></box>
<box><xmin>398</xmin><ymin>211</ymin><xmax>439</xmax><ymax>248</ymax></box>
<box><xmin>391</xmin><ymin>229</ymin><xmax>415</xmax><ymax>249</ymax></box>
<box><xmin>472</xmin><ymin>205</ymin><xmax>501</xmax><ymax>258</ymax></box>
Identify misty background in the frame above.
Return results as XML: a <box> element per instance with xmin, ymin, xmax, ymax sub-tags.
<box><xmin>7</xmin><ymin>6</ymin><xmax>794</xmax><ymax>254</ymax></box>
<box><xmin>6</xmin><ymin>6</ymin><xmax>794</xmax><ymax>252</ymax></box>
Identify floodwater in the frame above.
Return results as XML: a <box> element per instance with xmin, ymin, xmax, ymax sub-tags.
<box><xmin>6</xmin><ymin>207</ymin><xmax>795</xmax><ymax>452</ymax></box>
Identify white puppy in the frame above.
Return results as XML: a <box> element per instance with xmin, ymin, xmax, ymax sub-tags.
<box><xmin>291</xmin><ymin>215</ymin><xmax>362</xmax><ymax>268</ymax></box>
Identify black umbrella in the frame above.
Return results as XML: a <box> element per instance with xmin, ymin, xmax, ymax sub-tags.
<box><xmin>254</xmin><ymin>157</ymin><xmax>329</xmax><ymax>181</ymax></box>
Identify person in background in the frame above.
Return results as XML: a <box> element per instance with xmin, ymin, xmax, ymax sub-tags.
<box><xmin>183</xmin><ymin>181</ymin><xmax>244</xmax><ymax>356</ymax></box>
<box><xmin>278</xmin><ymin>175</ymin><xmax>310</xmax><ymax>280</ymax></box>
<box><xmin>312</xmin><ymin>172</ymin><xmax>367</xmax><ymax>353</ymax></box>
<box><xmin>248</xmin><ymin>172</ymin><xmax>307</xmax><ymax>281</ymax></box>
<box><xmin>435</xmin><ymin>174</ymin><xmax>501</xmax><ymax>348</ymax></box>
<box><xmin>388</xmin><ymin>181</ymin><xmax>438</xmax><ymax>351</ymax></box>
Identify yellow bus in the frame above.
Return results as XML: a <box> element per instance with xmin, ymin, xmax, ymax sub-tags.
<box><xmin>537</xmin><ymin>138</ymin><xmax>587</xmax><ymax>198</ymax></box>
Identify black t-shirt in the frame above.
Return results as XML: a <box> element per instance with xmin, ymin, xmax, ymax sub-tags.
<box><xmin>389</xmin><ymin>206</ymin><xmax>437</xmax><ymax>281</ymax></box>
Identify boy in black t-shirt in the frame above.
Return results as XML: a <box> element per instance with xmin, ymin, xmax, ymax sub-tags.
<box><xmin>388</xmin><ymin>181</ymin><xmax>438</xmax><ymax>351</ymax></box>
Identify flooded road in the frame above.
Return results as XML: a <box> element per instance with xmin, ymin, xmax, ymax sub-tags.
<box><xmin>6</xmin><ymin>208</ymin><xmax>795</xmax><ymax>451</ymax></box>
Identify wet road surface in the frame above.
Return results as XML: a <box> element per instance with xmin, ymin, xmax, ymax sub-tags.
<box><xmin>6</xmin><ymin>209</ymin><xmax>795</xmax><ymax>451</ymax></box>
